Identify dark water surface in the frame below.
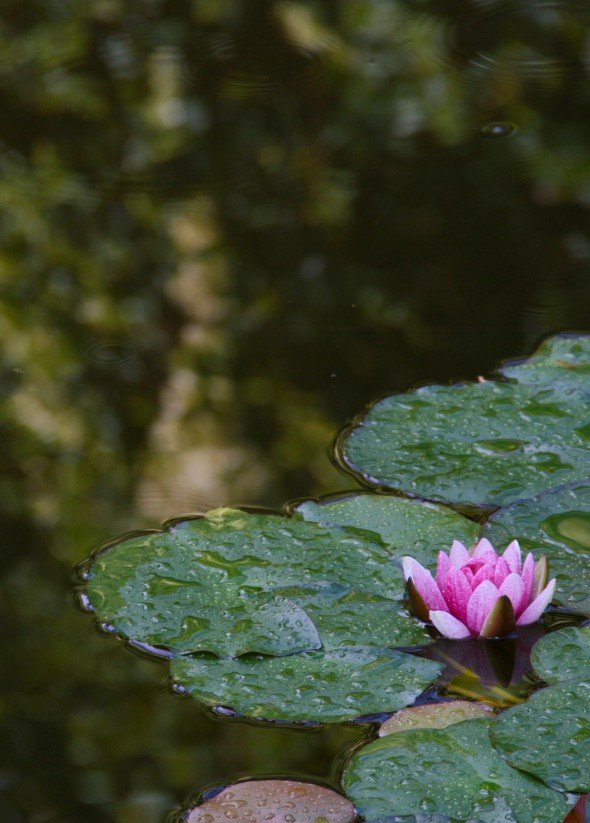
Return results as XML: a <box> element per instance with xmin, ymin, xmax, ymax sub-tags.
<box><xmin>2</xmin><ymin>1</ymin><xmax>590</xmax><ymax>820</ymax></box>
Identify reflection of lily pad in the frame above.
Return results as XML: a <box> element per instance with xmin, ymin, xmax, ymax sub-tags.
<box><xmin>531</xmin><ymin>626</ymin><xmax>590</xmax><ymax>684</ymax></box>
<box><xmin>186</xmin><ymin>780</ymin><xmax>356</xmax><ymax>823</ymax></box>
<box><xmin>85</xmin><ymin>508</ymin><xmax>412</xmax><ymax>657</ymax></box>
<box><xmin>491</xmin><ymin>681</ymin><xmax>590</xmax><ymax>794</ymax></box>
<box><xmin>379</xmin><ymin>701</ymin><xmax>493</xmax><ymax>736</ymax></box>
<box><xmin>170</xmin><ymin>647</ymin><xmax>442</xmax><ymax>723</ymax></box>
<box><xmin>294</xmin><ymin>493</ymin><xmax>480</xmax><ymax>570</ymax></box>
<box><xmin>336</xmin><ymin>334</ymin><xmax>590</xmax><ymax>508</ymax></box>
<box><xmin>484</xmin><ymin>482</ymin><xmax>590</xmax><ymax>614</ymax></box>
<box><xmin>343</xmin><ymin>718</ymin><xmax>570</xmax><ymax>822</ymax></box>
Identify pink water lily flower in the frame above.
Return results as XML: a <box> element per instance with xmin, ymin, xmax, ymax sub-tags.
<box><xmin>402</xmin><ymin>538</ymin><xmax>556</xmax><ymax>640</ymax></box>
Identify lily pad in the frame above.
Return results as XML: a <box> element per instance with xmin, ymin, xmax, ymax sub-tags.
<box><xmin>336</xmin><ymin>336</ymin><xmax>590</xmax><ymax>508</ymax></box>
<box><xmin>84</xmin><ymin>508</ymin><xmax>412</xmax><ymax>657</ymax></box>
<box><xmin>186</xmin><ymin>780</ymin><xmax>356</xmax><ymax>823</ymax></box>
<box><xmin>379</xmin><ymin>701</ymin><xmax>493</xmax><ymax>736</ymax></box>
<box><xmin>491</xmin><ymin>681</ymin><xmax>590</xmax><ymax>794</ymax></box>
<box><xmin>484</xmin><ymin>481</ymin><xmax>590</xmax><ymax>614</ymax></box>
<box><xmin>530</xmin><ymin>626</ymin><xmax>590</xmax><ymax>685</ymax></box>
<box><xmin>500</xmin><ymin>334</ymin><xmax>590</xmax><ymax>391</ymax></box>
<box><xmin>170</xmin><ymin>646</ymin><xmax>442</xmax><ymax>723</ymax></box>
<box><xmin>342</xmin><ymin>718</ymin><xmax>570</xmax><ymax>822</ymax></box>
<box><xmin>294</xmin><ymin>493</ymin><xmax>480</xmax><ymax>570</ymax></box>
<box><xmin>270</xmin><ymin>583</ymin><xmax>430</xmax><ymax>648</ymax></box>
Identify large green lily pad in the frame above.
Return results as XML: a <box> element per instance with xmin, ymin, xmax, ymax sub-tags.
<box><xmin>531</xmin><ymin>626</ymin><xmax>590</xmax><ymax>685</ymax></box>
<box><xmin>491</xmin><ymin>681</ymin><xmax>590</xmax><ymax>794</ymax></box>
<box><xmin>170</xmin><ymin>646</ymin><xmax>442</xmax><ymax>723</ymax></box>
<box><xmin>342</xmin><ymin>718</ymin><xmax>570</xmax><ymax>822</ymax></box>
<box><xmin>336</xmin><ymin>334</ymin><xmax>590</xmax><ymax>508</ymax></box>
<box><xmin>484</xmin><ymin>481</ymin><xmax>590</xmax><ymax>614</ymax></box>
<box><xmin>294</xmin><ymin>493</ymin><xmax>480</xmax><ymax>570</ymax></box>
<box><xmin>85</xmin><ymin>508</ymin><xmax>424</xmax><ymax>657</ymax></box>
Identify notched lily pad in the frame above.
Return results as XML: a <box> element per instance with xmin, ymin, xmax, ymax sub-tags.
<box><xmin>531</xmin><ymin>625</ymin><xmax>590</xmax><ymax>684</ymax></box>
<box><xmin>379</xmin><ymin>701</ymin><xmax>493</xmax><ymax>736</ymax></box>
<box><xmin>84</xmin><ymin>508</ymin><xmax>414</xmax><ymax>658</ymax></box>
<box><xmin>186</xmin><ymin>780</ymin><xmax>356</xmax><ymax>823</ymax></box>
<box><xmin>170</xmin><ymin>646</ymin><xmax>442</xmax><ymax>723</ymax></box>
<box><xmin>491</xmin><ymin>680</ymin><xmax>590</xmax><ymax>794</ymax></box>
<box><xmin>294</xmin><ymin>492</ymin><xmax>480</xmax><ymax>571</ymax></box>
<box><xmin>484</xmin><ymin>481</ymin><xmax>590</xmax><ymax>615</ymax></box>
<box><xmin>343</xmin><ymin>718</ymin><xmax>570</xmax><ymax>822</ymax></box>
<box><xmin>336</xmin><ymin>334</ymin><xmax>590</xmax><ymax>508</ymax></box>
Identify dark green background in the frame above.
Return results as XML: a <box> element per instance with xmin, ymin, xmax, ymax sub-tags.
<box><xmin>1</xmin><ymin>1</ymin><xmax>590</xmax><ymax>820</ymax></box>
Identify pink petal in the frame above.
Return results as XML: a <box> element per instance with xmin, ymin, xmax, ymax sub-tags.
<box><xmin>407</xmin><ymin>560</ymin><xmax>447</xmax><ymax>611</ymax></box>
<box><xmin>471</xmin><ymin>563</ymin><xmax>495</xmax><ymax>590</ymax></box>
<box><xmin>499</xmin><ymin>572</ymin><xmax>525</xmax><ymax>616</ymax></box>
<box><xmin>402</xmin><ymin>556</ymin><xmax>416</xmax><ymax>581</ymax></box>
<box><xmin>429</xmin><ymin>610</ymin><xmax>472</xmax><ymax>639</ymax></box>
<box><xmin>519</xmin><ymin>553</ymin><xmax>535</xmax><ymax>614</ymax></box>
<box><xmin>466</xmin><ymin>580</ymin><xmax>501</xmax><ymax>635</ymax></box>
<box><xmin>463</xmin><ymin>567</ymin><xmax>474</xmax><ymax>585</ymax></box>
<box><xmin>502</xmin><ymin>540</ymin><xmax>522</xmax><ymax>574</ymax></box>
<box><xmin>449</xmin><ymin>540</ymin><xmax>470</xmax><ymax>568</ymax></box>
<box><xmin>493</xmin><ymin>557</ymin><xmax>510</xmax><ymax>588</ymax></box>
<box><xmin>472</xmin><ymin>538</ymin><xmax>498</xmax><ymax>561</ymax></box>
<box><xmin>516</xmin><ymin>579</ymin><xmax>556</xmax><ymax>626</ymax></box>
<box><xmin>443</xmin><ymin>566</ymin><xmax>472</xmax><ymax>624</ymax></box>
<box><xmin>436</xmin><ymin>551</ymin><xmax>452</xmax><ymax>592</ymax></box>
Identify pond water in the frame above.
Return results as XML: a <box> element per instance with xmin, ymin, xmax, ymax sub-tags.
<box><xmin>1</xmin><ymin>1</ymin><xmax>590</xmax><ymax>821</ymax></box>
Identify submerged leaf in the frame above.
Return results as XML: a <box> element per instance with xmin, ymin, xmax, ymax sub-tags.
<box><xmin>186</xmin><ymin>780</ymin><xmax>356</xmax><ymax>823</ymax></box>
<box><xmin>379</xmin><ymin>701</ymin><xmax>493</xmax><ymax>736</ymax></box>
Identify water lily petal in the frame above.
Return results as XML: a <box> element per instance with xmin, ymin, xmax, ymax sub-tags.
<box><xmin>406</xmin><ymin>577</ymin><xmax>430</xmax><ymax>622</ymax></box>
<box><xmin>467</xmin><ymin>580</ymin><xmax>501</xmax><ymax>635</ymax></box>
<box><xmin>493</xmin><ymin>556</ymin><xmax>510</xmax><ymax>588</ymax></box>
<box><xmin>516</xmin><ymin>578</ymin><xmax>556</xmax><ymax>626</ymax></box>
<box><xmin>443</xmin><ymin>566</ymin><xmax>472</xmax><ymax>624</ymax></box>
<box><xmin>471</xmin><ymin>563</ymin><xmax>496</xmax><ymax>590</ymax></box>
<box><xmin>408</xmin><ymin>562</ymin><xmax>447</xmax><ymax>612</ymax></box>
<box><xmin>436</xmin><ymin>550</ymin><xmax>452</xmax><ymax>592</ymax></box>
<box><xmin>429</xmin><ymin>610</ymin><xmax>472</xmax><ymax>639</ymax></box>
<box><xmin>502</xmin><ymin>540</ymin><xmax>522</xmax><ymax>574</ymax></box>
<box><xmin>472</xmin><ymin>538</ymin><xmax>497</xmax><ymax>561</ymax></box>
<box><xmin>520</xmin><ymin>553</ymin><xmax>535</xmax><ymax>613</ymax></box>
<box><xmin>479</xmin><ymin>594</ymin><xmax>516</xmax><ymax>639</ymax></box>
<box><xmin>499</xmin><ymin>572</ymin><xmax>524</xmax><ymax>616</ymax></box>
<box><xmin>402</xmin><ymin>556</ymin><xmax>416</xmax><ymax>581</ymax></box>
<box><xmin>449</xmin><ymin>540</ymin><xmax>470</xmax><ymax>568</ymax></box>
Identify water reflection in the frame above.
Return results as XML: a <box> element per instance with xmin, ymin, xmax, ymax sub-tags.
<box><xmin>423</xmin><ymin>625</ymin><xmax>546</xmax><ymax>707</ymax></box>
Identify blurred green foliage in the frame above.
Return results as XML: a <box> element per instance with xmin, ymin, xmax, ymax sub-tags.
<box><xmin>1</xmin><ymin>0</ymin><xmax>590</xmax><ymax>819</ymax></box>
